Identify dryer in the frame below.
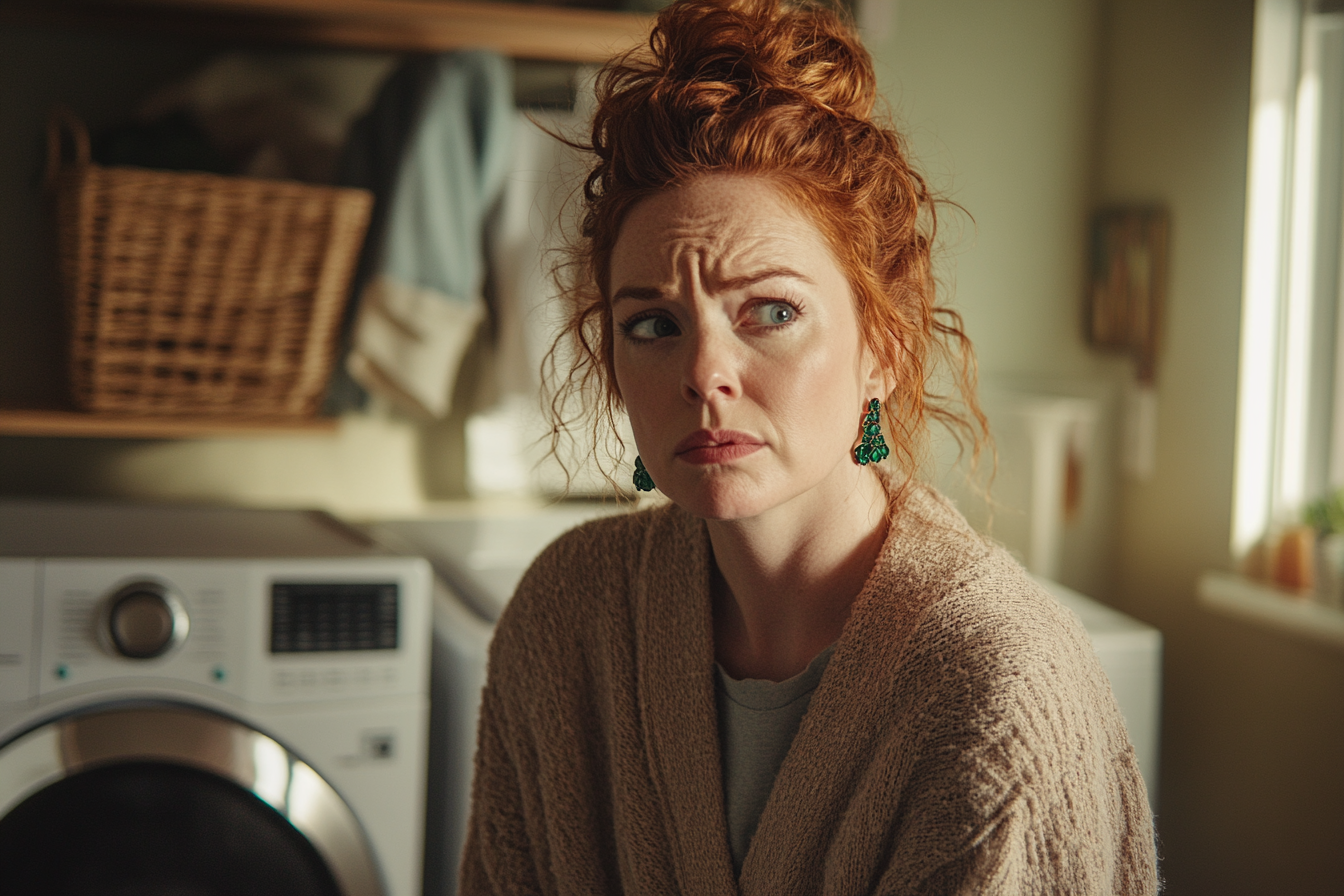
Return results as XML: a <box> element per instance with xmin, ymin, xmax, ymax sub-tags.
<box><xmin>0</xmin><ymin>500</ymin><xmax>437</xmax><ymax>896</ymax></box>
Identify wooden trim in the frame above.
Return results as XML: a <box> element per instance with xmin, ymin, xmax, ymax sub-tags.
<box><xmin>0</xmin><ymin>0</ymin><xmax>654</xmax><ymax>62</ymax></box>
<box><xmin>0</xmin><ymin>408</ymin><xmax>340</xmax><ymax>439</ymax></box>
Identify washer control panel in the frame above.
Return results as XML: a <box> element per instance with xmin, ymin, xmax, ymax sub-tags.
<box><xmin>0</xmin><ymin>557</ymin><xmax>431</xmax><ymax>707</ymax></box>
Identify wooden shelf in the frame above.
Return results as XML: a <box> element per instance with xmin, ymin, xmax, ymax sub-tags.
<box><xmin>0</xmin><ymin>0</ymin><xmax>654</xmax><ymax>62</ymax></box>
<box><xmin>0</xmin><ymin>407</ymin><xmax>340</xmax><ymax>439</ymax></box>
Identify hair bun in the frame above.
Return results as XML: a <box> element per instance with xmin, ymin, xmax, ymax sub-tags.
<box><xmin>648</xmin><ymin>0</ymin><xmax>876</xmax><ymax>121</ymax></box>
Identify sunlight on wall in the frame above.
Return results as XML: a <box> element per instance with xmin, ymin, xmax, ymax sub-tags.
<box><xmin>95</xmin><ymin>414</ymin><xmax>425</xmax><ymax>517</ymax></box>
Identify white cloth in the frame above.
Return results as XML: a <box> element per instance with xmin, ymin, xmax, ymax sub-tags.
<box><xmin>346</xmin><ymin>51</ymin><xmax>513</xmax><ymax>418</ymax></box>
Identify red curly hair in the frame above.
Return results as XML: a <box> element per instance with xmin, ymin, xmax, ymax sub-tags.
<box><xmin>546</xmin><ymin>0</ymin><xmax>987</xmax><ymax>493</ymax></box>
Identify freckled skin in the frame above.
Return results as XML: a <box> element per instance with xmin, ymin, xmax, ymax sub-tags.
<box><xmin>609</xmin><ymin>175</ymin><xmax>887</xmax><ymax>525</ymax></box>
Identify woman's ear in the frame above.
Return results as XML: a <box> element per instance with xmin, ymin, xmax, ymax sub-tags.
<box><xmin>860</xmin><ymin>342</ymin><xmax>898</xmax><ymax>405</ymax></box>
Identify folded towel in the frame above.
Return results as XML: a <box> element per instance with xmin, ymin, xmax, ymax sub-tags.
<box><xmin>341</xmin><ymin>51</ymin><xmax>514</xmax><ymax>418</ymax></box>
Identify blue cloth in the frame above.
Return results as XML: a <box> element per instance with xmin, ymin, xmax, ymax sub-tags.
<box><xmin>380</xmin><ymin>51</ymin><xmax>513</xmax><ymax>305</ymax></box>
<box><xmin>331</xmin><ymin>51</ymin><xmax>514</xmax><ymax>416</ymax></box>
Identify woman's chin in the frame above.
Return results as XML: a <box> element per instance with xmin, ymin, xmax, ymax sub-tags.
<box><xmin>659</xmin><ymin>468</ymin><xmax>786</xmax><ymax>522</ymax></box>
<box><xmin>658</xmin><ymin>452</ymin><xmax>879</xmax><ymax>524</ymax></box>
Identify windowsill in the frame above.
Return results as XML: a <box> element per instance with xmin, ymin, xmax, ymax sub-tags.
<box><xmin>1197</xmin><ymin>570</ymin><xmax>1344</xmax><ymax>650</ymax></box>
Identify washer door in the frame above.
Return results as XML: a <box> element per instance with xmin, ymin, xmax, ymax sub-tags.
<box><xmin>0</xmin><ymin>703</ymin><xmax>384</xmax><ymax>896</ymax></box>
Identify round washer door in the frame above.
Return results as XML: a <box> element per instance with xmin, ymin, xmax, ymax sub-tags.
<box><xmin>0</xmin><ymin>703</ymin><xmax>384</xmax><ymax>896</ymax></box>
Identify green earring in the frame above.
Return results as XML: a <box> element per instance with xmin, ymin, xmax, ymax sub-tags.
<box><xmin>633</xmin><ymin>456</ymin><xmax>656</xmax><ymax>492</ymax></box>
<box><xmin>854</xmin><ymin>398</ymin><xmax>890</xmax><ymax>466</ymax></box>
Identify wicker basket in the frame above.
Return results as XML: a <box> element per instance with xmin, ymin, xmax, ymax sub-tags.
<box><xmin>46</xmin><ymin>108</ymin><xmax>373</xmax><ymax>418</ymax></box>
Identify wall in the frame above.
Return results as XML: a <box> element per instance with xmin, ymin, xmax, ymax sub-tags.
<box><xmin>1097</xmin><ymin>0</ymin><xmax>1344</xmax><ymax>893</ymax></box>
<box><xmin>862</xmin><ymin>0</ymin><xmax>1128</xmax><ymax>599</ymax></box>
<box><xmin>865</xmin><ymin>0</ymin><xmax>1104</xmax><ymax>379</ymax></box>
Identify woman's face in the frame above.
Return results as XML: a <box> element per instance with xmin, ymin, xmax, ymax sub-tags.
<box><xmin>609</xmin><ymin>175</ymin><xmax>886</xmax><ymax>522</ymax></box>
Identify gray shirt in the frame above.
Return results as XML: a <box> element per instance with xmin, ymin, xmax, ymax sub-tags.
<box><xmin>714</xmin><ymin>644</ymin><xmax>836</xmax><ymax>874</ymax></box>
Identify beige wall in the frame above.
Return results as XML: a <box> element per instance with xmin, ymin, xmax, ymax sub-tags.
<box><xmin>863</xmin><ymin>0</ymin><xmax>1130</xmax><ymax>601</ymax></box>
<box><xmin>1097</xmin><ymin>1</ymin><xmax>1344</xmax><ymax>892</ymax></box>
<box><xmin>866</xmin><ymin>0</ymin><xmax>1109</xmax><ymax>381</ymax></box>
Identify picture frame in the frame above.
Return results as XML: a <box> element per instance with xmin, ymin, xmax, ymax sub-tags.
<box><xmin>1087</xmin><ymin>207</ymin><xmax>1169</xmax><ymax>383</ymax></box>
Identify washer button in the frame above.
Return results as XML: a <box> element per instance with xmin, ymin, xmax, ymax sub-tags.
<box><xmin>103</xmin><ymin>583</ymin><xmax>189</xmax><ymax>659</ymax></box>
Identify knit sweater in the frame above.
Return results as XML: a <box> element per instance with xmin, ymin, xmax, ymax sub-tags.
<box><xmin>459</xmin><ymin>484</ymin><xmax>1158</xmax><ymax>895</ymax></box>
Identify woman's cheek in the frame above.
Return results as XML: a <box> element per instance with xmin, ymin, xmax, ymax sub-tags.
<box><xmin>614</xmin><ymin>363</ymin><xmax>656</xmax><ymax>442</ymax></box>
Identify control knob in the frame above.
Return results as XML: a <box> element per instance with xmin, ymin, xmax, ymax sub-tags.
<box><xmin>101</xmin><ymin>582</ymin><xmax>189</xmax><ymax>659</ymax></box>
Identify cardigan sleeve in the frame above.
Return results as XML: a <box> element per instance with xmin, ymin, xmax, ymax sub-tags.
<box><xmin>456</xmin><ymin>512</ymin><xmax>649</xmax><ymax>896</ymax></box>
<box><xmin>458</xmin><ymin>676</ymin><xmax>551</xmax><ymax>896</ymax></box>
<box><xmin>907</xmin><ymin>778</ymin><xmax>1157</xmax><ymax>896</ymax></box>
<box><xmin>889</xmin><ymin>686</ymin><xmax>1159</xmax><ymax>894</ymax></box>
<box><xmin>911</xmin><ymin>795</ymin><xmax>1031</xmax><ymax>895</ymax></box>
<box><xmin>866</xmin><ymin>568</ymin><xmax>1160</xmax><ymax>896</ymax></box>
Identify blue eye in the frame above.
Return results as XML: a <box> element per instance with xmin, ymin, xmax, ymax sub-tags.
<box><xmin>750</xmin><ymin>302</ymin><xmax>798</xmax><ymax>326</ymax></box>
<box><xmin>625</xmin><ymin>314</ymin><xmax>679</xmax><ymax>339</ymax></box>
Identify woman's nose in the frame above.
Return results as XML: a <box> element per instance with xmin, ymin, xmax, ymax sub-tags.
<box><xmin>680</xmin><ymin>325</ymin><xmax>740</xmax><ymax>404</ymax></box>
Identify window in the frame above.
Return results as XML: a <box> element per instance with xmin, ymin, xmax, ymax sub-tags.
<box><xmin>1234</xmin><ymin>0</ymin><xmax>1344</xmax><ymax>556</ymax></box>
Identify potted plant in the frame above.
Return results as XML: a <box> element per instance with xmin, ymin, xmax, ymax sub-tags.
<box><xmin>1304</xmin><ymin>488</ymin><xmax>1344</xmax><ymax>607</ymax></box>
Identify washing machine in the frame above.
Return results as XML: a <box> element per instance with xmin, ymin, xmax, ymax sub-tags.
<box><xmin>0</xmin><ymin>499</ymin><xmax>438</xmax><ymax>896</ymax></box>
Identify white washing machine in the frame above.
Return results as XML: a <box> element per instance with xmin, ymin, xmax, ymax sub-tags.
<box><xmin>0</xmin><ymin>500</ymin><xmax>437</xmax><ymax>896</ymax></box>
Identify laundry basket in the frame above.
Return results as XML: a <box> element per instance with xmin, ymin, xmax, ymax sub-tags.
<box><xmin>46</xmin><ymin>108</ymin><xmax>373</xmax><ymax>417</ymax></box>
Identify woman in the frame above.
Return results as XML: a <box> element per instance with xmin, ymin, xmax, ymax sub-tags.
<box><xmin>460</xmin><ymin>0</ymin><xmax>1158</xmax><ymax>893</ymax></box>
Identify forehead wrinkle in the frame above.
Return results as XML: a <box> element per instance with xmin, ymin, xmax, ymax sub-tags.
<box><xmin>613</xmin><ymin>184</ymin><xmax>829</xmax><ymax>298</ymax></box>
<box><xmin>661</xmin><ymin>241</ymin><xmax>711</xmax><ymax>297</ymax></box>
<box><xmin>699</xmin><ymin>229</ymin><xmax>817</xmax><ymax>291</ymax></box>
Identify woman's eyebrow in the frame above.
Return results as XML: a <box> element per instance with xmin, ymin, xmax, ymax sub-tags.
<box><xmin>611</xmin><ymin>285</ymin><xmax>665</xmax><ymax>305</ymax></box>
<box><xmin>716</xmin><ymin>268</ymin><xmax>816</xmax><ymax>290</ymax></box>
<box><xmin>613</xmin><ymin>268</ymin><xmax>816</xmax><ymax>304</ymax></box>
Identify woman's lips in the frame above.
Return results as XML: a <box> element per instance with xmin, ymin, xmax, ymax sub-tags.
<box><xmin>673</xmin><ymin>430</ymin><xmax>763</xmax><ymax>465</ymax></box>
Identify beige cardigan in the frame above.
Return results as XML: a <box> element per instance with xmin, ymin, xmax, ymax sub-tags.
<box><xmin>460</xmin><ymin>485</ymin><xmax>1158</xmax><ymax>895</ymax></box>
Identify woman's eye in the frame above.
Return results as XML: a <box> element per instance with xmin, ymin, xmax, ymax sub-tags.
<box><xmin>625</xmin><ymin>314</ymin><xmax>680</xmax><ymax>339</ymax></box>
<box><xmin>748</xmin><ymin>301</ymin><xmax>798</xmax><ymax>327</ymax></box>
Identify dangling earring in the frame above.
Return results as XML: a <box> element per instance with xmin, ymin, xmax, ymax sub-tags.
<box><xmin>854</xmin><ymin>398</ymin><xmax>890</xmax><ymax>466</ymax></box>
<box><xmin>633</xmin><ymin>456</ymin><xmax>656</xmax><ymax>491</ymax></box>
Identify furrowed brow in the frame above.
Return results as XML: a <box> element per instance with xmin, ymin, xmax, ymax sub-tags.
<box><xmin>611</xmin><ymin>285</ymin><xmax>664</xmax><ymax>304</ymax></box>
<box><xmin>716</xmin><ymin>268</ymin><xmax>816</xmax><ymax>291</ymax></box>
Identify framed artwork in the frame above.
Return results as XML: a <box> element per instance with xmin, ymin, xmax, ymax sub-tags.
<box><xmin>1087</xmin><ymin>207</ymin><xmax>1169</xmax><ymax>383</ymax></box>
